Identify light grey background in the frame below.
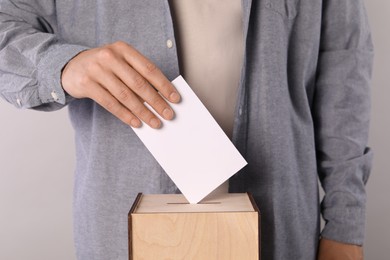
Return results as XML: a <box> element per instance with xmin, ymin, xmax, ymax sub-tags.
<box><xmin>0</xmin><ymin>1</ymin><xmax>388</xmax><ymax>259</ymax></box>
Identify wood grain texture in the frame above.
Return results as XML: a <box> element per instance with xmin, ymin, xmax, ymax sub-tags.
<box><xmin>135</xmin><ymin>193</ymin><xmax>255</xmax><ymax>213</ymax></box>
<box><xmin>131</xmin><ymin>212</ymin><xmax>258</xmax><ymax>260</ymax></box>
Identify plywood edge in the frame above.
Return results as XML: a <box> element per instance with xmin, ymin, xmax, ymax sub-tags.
<box><xmin>135</xmin><ymin>193</ymin><xmax>255</xmax><ymax>213</ymax></box>
<box><xmin>128</xmin><ymin>193</ymin><xmax>143</xmax><ymax>260</ymax></box>
<box><xmin>247</xmin><ymin>192</ymin><xmax>261</xmax><ymax>260</ymax></box>
<box><xmin>247</xmin><ymin>192</ymin><xmax>260</xmax><ymax>213</ymax></box>
<box><xmin>129</xmin><ymin>193</ymin><xmax>143</xmax><ymax>215</ymax></box>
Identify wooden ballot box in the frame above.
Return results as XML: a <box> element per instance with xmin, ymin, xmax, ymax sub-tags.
<box><xmin>128</xmin><ymin>192</ymin><xmax>260</xmax><ymax>260</ymax></box>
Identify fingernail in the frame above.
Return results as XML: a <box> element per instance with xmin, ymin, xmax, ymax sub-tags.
<box><xmin>150</xmin><ymin>118</ymin><xmax>160</xmax><ymax>128</ymax></box>
<box><xmin>162</xmin><ymin>108</ymin><xmax>174</xmax><ymax>120</ymax></box>
<box><xmin>131</xmin><ymin>119</ymin><xmax>141</xmax><ymax>128</ymax></box>
<box><xmin>170</xmin><ymin>92</ymin><xmax>180</xmax><ymax>102</ymax></box>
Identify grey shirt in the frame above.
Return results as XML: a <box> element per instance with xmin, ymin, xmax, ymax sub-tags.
<box><xmin>0</xmin><ymin>1</ymin><xmax>374</xmax><ymax>259</ymax></box>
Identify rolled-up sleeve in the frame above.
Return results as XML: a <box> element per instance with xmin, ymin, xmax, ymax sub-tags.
<box><xmin>314</xmin><ymin>0</ymin><xmax>374</xmax><ymax>245</ymax></box>
<box><xmin>0</xmin><ymin>0</ymin><xmax>89</xmax><ymax>111</ymax></box>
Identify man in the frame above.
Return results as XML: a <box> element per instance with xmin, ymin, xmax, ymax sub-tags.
<box><xmin>0</xmin><ymin>0</ymin><xmax>373</xmax><ymax>259</ymax></box>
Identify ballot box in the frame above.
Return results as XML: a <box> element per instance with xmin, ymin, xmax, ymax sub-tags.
<box><xmin>128</xmin><ymin>192</ymin><xmax>260</xmax><ymax>260</ymax></box>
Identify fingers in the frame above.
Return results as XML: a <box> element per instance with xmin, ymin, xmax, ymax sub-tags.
<box><xmin>97</xmin><ymin>70</ymin><xmax>164</xmax><ymax>128</ymax></box>
<box><xmin>104</xmin><ymin>56</ymin><xmax>175</xmax><ymax>122</ymax></box>
<box><xmin>114</xmin><ymin>42</ymin><xmax>181</xmax><ymax>103</ymax></box>
<box><xmin>87</xmin><ymin>82</ymin><xmax>142</xmax><ymax>128</ymax></box>
<box><xmin>61</xmin><ymin>41</ymin><xmax>180</xmax><ymax>129</ymax></box>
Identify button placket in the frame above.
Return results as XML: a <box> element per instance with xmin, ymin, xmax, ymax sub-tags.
<box><xmin>166</xmin><ymin>39</ymin><xmax>173</xmax><ymax>48</ymax></box>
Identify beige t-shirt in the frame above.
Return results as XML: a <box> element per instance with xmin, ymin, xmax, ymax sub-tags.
<box><xmin>169</xmin><ymin>0</ymin><xmax>244</xmax><ymax>139</ymax></box>
<box><xmin>169</xmin><ymin>0</ymin><xmax>244</xmax><ymax>194</ymax></box>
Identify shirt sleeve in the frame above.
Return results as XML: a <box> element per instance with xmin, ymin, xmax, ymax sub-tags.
<box><xmin>314</xmin><ymin>0</ymin><xmax>374</xmax><ymax>245</ymax></box>
<box><xmin>0</xmin><ymin>0</ymin><xmax>89</xmax><ymax>111</ymax></box>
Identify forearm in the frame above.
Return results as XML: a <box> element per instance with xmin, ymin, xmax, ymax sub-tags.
<box><xmin>314</xmin><ymin>0</ymin><xmax>374</xmax><ymax>245</ymax></box>
<box><xmin>0</xmin><ymin>0</ymin><xmax>89</xmax><ymax>111</ymax></box>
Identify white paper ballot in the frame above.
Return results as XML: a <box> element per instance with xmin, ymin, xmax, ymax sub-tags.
<box><xmin>132</xmin><ymin>76</ymin><xmax>247</xmax><ymax>203</ymax></box>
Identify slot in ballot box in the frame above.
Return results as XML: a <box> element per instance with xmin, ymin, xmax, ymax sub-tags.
<box><xmin>128</xmin><ymin>192</ymin><xmax>260</xmax><ymax>260</ymax></box>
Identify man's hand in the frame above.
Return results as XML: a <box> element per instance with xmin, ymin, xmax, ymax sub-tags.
<box><xmin>61</xmin><ymin>41</ymin><xmax>181</xmax><ymax>128</ymax></box>
<box><xmin>318</xmin><ymin>238</ymin><xmax>363</xmax><ymax>260</ymax></box>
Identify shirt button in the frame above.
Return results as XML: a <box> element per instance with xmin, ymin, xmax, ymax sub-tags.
<box><xmin>16</xmin><ymin>98</ymin><xmax>22</xmax><ymax>107</ymax></box>
<box><xmin>239</xmin><ymin>107</ymin><xmax>243</xmax><ymax>116</ymax></box>
<box><xmin>166</xmin><ymin>39</ymin><xmax>173</xmax><ymax>49</ymax></box>
<box><xmin>51</xmin><ymin>91</ymin><xmax>59</xmax><ymax>101</ymax></box>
